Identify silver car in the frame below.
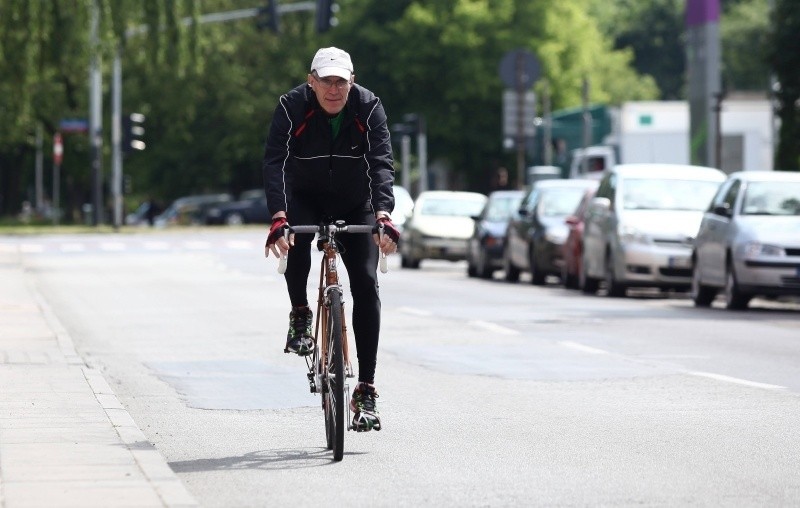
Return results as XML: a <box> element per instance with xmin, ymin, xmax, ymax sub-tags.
<box><xmin>582</xmin><ymin>164</ymin><xmax>725</xmax><ymax>296</ymax></box>
<box><xmin>692</xmin><ymin>171</ymin><xmax>800</xmax><ymax>310</ymax></box>
<box><xmin>400</xmin><ymin>190</ymin><xmax>487</xmax><ymax>269</ymax></box>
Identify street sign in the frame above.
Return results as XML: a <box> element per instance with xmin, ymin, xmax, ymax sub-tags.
<box><xmin>499</xmin><ymin>49</ymin><xmax>540</xmax><ymax>90</ymax></box>
<box><xmin>502</xmin><ymin>90</ymin><xmax>536</xmax><ymax>138</ymax></box>
<box><xmin>53</xmin><ymin>132</ymin><xmax>63</xmax><ymax>165</ymax></box>
<box><xmin>59</xmin><ymin>118</ymin><xmax>89</xmax><ymax>133</ymax></box>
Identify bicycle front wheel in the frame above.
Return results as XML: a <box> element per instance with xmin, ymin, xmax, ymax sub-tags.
<box><xmin>322</xmin><ymin>289</ymin><xmax>346</xmax><ymax>461</ymax></box>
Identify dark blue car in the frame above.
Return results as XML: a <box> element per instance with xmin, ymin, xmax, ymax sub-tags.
<box><xmin>466</xmin><ymin>190</ymin><xmax>525</xmax><ymax>278</ymax></box>
<box><xmin>204</xmin><ymin>189</ymin><xmax>270</xmax><ymax>226</ymax></box>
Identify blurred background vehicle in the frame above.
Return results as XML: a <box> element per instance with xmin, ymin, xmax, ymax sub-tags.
<box><xmin>581</xmin><ymin>164</ymin><xmax>725</xmax><ymax>296</ymax></box>
<box><xmin>561</xmin><ymin>183</ymin><xmax>600</xmax><ymax>289</ymax></box>
<box><xmin>154</xmin><ymin>193</ymin><xmax>232</xmax><ymax>227</ymax></box>
<box><xmin>392</xmin><ymin>185</ymin><xmax>415</xmax><ymax>235</ymax></box>
<box><xmin>205</xmin><ymin>189</ymin><xmax>270</xmax><ymax>226</ymax></box>
<box><xmin>504</xmin><ymin>179</ymin><xmax>598</xmax><ymax>284</ymax></box>
<box><xmin>466</xmin><ymin>189</ymin><xmax>525</xmax><ymax>279</ymax></box>
<box><xmin>400</xmin><ymin>190</ymin><xmax>487</xmax><ymax>269</ymax></box>
<box><xmin>526</xmin><ymin>165</ymin><xmax>563</xmax><ymax>185</ymax></box>
<box><xmin>125</xmin><ymin>202</ymin><xmax>147</xmax><ymax>226</ymax></box>
<box><xmin>692</xmin><ymin>171</ymin><xmax>800</xmax><ymax>310</ymax></box>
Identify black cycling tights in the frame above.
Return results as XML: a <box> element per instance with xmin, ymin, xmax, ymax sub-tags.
<box><xmin>284</xmin><ymin>197</ymin><xmax>380</xmax><ymax>384</ymax></box>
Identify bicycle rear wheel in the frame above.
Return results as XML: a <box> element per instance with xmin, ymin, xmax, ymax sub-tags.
<box><xmin>322</xmin><ymin>290</ymin><xmax>345</xmax><ymax>461</ymax></box>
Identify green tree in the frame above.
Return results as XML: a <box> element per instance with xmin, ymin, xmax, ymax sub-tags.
<box><xmin>767</xmin><ymin>0</ymin><xmax>800</xmax><ymax>170</ymax></box>
<box><xmin>334</xmin><ymin>0</ymin><xmax>657</xmax><ymax>189</ymax></box>
<box><xmin>721</xmin><ymin>0</ymin><xmax>771</xmax><ymax>92</ymax></box>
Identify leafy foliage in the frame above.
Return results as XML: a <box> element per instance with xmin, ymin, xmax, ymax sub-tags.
<box><xmin>767</xmin><ymin>0</ymin><xmax>800</xmax><ymax>170</ymax></box>
<box><xmin>0</xmin><ymin>0</ymin><xmax>793</xmax><ymax>221</ymax></box>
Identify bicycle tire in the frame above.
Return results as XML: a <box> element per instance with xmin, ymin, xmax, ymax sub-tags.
<box><xmin>322</xmin><ymin>290</ymin><xmax>346</xmax><ymax>461</ymax></box>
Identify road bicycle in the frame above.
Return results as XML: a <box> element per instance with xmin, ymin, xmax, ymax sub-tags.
<box><xmin>277</xmin><ymin>220</ymin><xmax>387</xmax><ymax>461</ymax></box>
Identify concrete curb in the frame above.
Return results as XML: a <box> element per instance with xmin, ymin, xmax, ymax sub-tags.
<box><xmin>0</xmin><ymin>249</ymin><xmax>199</xmax><ymax>507</ymax></box>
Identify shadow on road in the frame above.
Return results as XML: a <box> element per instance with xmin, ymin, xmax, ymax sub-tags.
<box><xmin>168</xmin><ymin>447</ymin><xmax>367</xmax><ymax>471</ymax></box>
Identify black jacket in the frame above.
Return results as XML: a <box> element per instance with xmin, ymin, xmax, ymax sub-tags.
<box><xmin>262</xmin><ymin>83</ymin><xmax>395</xmax><ymax>219</ymax></box>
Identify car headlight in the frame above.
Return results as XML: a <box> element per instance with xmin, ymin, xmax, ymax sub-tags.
<box><xmin>618</xmin><ymin>224</ymin><xmax>652</xmax><ymax>245</ymax></box>
<box><xmin>741</xmin><ymin>242</ymin><xmax>785</xmax><ymax>258</ymax></box>
<box><xmin>544</xmin><ymin>228</ymin><xmax>568</xmax><ymax>245</ymax></box>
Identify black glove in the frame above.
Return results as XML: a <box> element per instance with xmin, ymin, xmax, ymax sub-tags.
<box><xmin>266</xmin><ymin>217</ymin><xmax>289</xmax><ymax>248</ymax></box>
<box><xmin>374</xmin><ymin>216</ymin><xmax>400</xmax><ymax>243</ymax></box>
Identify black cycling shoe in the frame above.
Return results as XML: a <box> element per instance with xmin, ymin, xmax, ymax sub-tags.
<box><xmin>350</xmin><ymin>383</ymin><xmax>381</xmax><ymax>432</ymax></box>
<box><xmin>284</xmin><ymin>306</ymin><xmax>314</xmax><ymax>356</ymax></box>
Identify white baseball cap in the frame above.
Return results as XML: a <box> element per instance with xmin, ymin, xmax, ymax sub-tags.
<box><xmin>310</xmin><ymin>47</ymin><xmax>353</xmax><ymax>80</ymax></box>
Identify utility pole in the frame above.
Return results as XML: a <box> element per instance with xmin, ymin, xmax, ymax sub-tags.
<box><xmin>89</xmin><ymin>0</ymin><xmax>103</xmax><ymax>225</ymax></box>
<box><xmin>581</xmin><ymin>77</ymin><xmax>591</xmax><ymax>175</ymax></box>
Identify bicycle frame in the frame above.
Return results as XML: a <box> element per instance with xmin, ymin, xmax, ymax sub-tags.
<box><xmin>313</xmin><ymin>226</ymin><xmax>355</xmax><ymax>388</ymax></box>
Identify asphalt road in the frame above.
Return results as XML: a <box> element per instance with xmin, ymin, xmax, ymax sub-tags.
<box><xmin>10</xmin><ymin>228</ymin><xmax>800</xmax><ymax>507</ymax></box>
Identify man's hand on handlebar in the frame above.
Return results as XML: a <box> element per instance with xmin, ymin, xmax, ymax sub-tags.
<box><xmin>373</xmin><ymin>216</ymin><xmax>400</xmax><ymax>255</ymax></box>
<box><xmin>265</xmin><ymin>216</ymin><xmax>293</xmax><ymax>258</ymax></box>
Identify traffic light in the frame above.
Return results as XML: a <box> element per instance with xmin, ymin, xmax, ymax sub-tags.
<box><xmin>122</xmin><ymin>112</ymin><xmax>145</xmax><ymax>153</ymax></box>
<box><xmin>316</xmin><ymin>0</ymin><xmax>338</xmax><ymax>33</ymax></box>
<box><xmin>256</xmin><ymin>0</ymin><xmax>279</xmax><ymax>33</ymax></box>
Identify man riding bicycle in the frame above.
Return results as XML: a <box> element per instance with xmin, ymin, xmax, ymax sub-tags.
<box><xmin>263</xmin><ymin>47</ymin><xmax>399</xmax><ymax>432</ymax></box>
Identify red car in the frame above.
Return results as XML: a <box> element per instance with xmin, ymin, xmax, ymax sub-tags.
<box><xmin>561</xmin><ymin>184</ymin><xmax>598</xmax><ymax>289</ymax></box>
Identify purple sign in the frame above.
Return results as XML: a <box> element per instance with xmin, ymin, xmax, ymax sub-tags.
<box><xmin>686</xmin><ymin>0</ymin><xmax>720</xmax><ymax>26</ymax></box>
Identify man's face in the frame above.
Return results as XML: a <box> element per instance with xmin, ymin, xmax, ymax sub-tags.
<box><xmin>308</xmin><ymin>72</ymin><xmax>353</xmax><ymax>115</ymax></box>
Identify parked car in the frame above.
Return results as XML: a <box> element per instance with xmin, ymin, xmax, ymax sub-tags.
<box><xmin>154</xmin><ymin>193</ymin><xmax>233</xmax><ymax>227</ymax></box>
<box><xmin>205</xmin><ymin>189</ymin><xmax>270</xmax><ymax>226</ymax></box>
<box><xmin>691</xmin><ymin>170</ymin><xmax>800</xmax><ymax>310</ymax></box>
<box><xmin>392</xmin><ymin>185</ymin><xmax>415</xmax><ymax>234</ymax></box>
<box><xmin>505</xmin><ymin>179</ymin><xmax>598</xmax><ymax>284</ymax></box>
<box><xmin>581</xmin><ymin>163</ymin><xmax>725</xmax><ymax>296</ymax></box>
<box><xmin>125</xmin><ymin>201</ymin><xmax>159</xmax><ymax>227</ymax></box>
<box><xmin>466</xmin><ymin>189</ymin><xmax>525</xmax><ymax>279</ymax></box>
<box><xmin>400</xmin><ymin>190</ymin><xmax>487</xmax><ymax>269</ymax></box>
<box><xmin>561</xmin><ymin>183</ymin><xmax>600</xmax><ymax>289</ymax></box>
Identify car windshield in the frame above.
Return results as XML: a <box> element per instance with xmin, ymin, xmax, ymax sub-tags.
<box><xmin>484</xmin><ymin>195</ymin><xmax>523</xmax><ymax>221</ymax></box>
<box><xmin>420</xmin><ymin>196</ymin><xmax>485</xmax><ymax>217</ymax></box>
<box><xmin>741</xmin><ymin>181</ymin><xmax>800</xmax><ymax>216</ymax></box>
<box><xmin>539</xmin><ymin>188</ymin><xmax>587</xmax><ymax>217</ymax></box>
<box><xmin>622</xmin><ymin>179</ymin><xmax>719</xmax><ymax>211</ymax></box>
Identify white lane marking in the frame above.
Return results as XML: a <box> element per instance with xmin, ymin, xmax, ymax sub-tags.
<box><xmin>468</xmin><ymin>320</ymin><xmax>519</xmax><ymax>336</ymax></box>
<box><xmin>184</xmin><ymin>241</ymin><xmax>211</xmax><ymax>250</ymax></box>
<box><xmin>20</xmin><ymin>244</ymin><xmax>44</xmax><ymax>253</ymax></box>
<box><xmin>60</xmin><ymin>243</ymin><xmax>86</xmax><ymax>252</ymax></box>
<box><xmin>689</xmin><ymin>371</ymin><xmax>787</xmax><ymax>391</ymax></box>
<box><xmin>559</xmin><ymin>341</ymin><xmax>610</xmax><ymax>355</ymax></box>
<box><xmin>143</xmin><ymin>241</ymin><xmax>171</xmax><ymax>251</ymax></box>
<box><xmin>0</xmin><ymin>244</ymin><xmax>17</xmax><ymax>253</ymax></box>
<box><xmin>100</xmin><ymin>242</ymin><xmax>126</xmax><ymax>251</ymax></box>
<box><xmin>227</xmin><ymin>240</ymin><xmax>255</xmax><ymax>250</ymax></box>
<box><xmin>398</xmin><ymin>306</ymin><xmax>433</xmax><ymax>317</ymax></box>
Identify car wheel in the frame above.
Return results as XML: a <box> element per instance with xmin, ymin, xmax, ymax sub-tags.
<box><xmin>225</xmin><ymin>212</ymin><xmax>244</xmax><ymax>226</ymax></box>
<box><xmin>562</xmin><ymin>262</ymin><xmax>578</xmax><ymax>289</ymax></box>
<box><xmin>401</xmin><ymin>242</ymin><xmax>421</xmax><ymax>269</ymax></box>
<box><xmin>579</xmin><ymin>255</ymin><xmax>599</xmax><ymax>294</ymax></box>
<box><xmin>604</xmin><ymin>252</ymin><xmax>626</xmax><ymax>297</ymax></box>
<box><xmin>466</xmin><ymin>246</ymin><xmax>477</xmax><ymax>277</ymax></box>
<box><xmin>724</xmin><ymin>261</ymin><xmax>751</xmax><ymax>310</ymax></box>
<box><xmin>691</xmin><ymin>261</ymin><xmax>716</xmax><ymax>307</ymax></box>
<box><xmin>477</xmin><ymin>248</ymin><xmax>493</xmax><ymax>279</ymax></box>
<box><xmin>503</xmin><ymin>247</ymin><xmax>520</xmax><ymax>283</ymax></box>
<box><xmin>530</xmin><ymin>245</ymin><xmax>545</xmax><ymax>285</ymax></box>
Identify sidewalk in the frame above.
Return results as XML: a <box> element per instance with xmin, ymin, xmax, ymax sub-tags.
<box><xmin>0</xmin><ymin>248</ymin><xmax>198</xmax><ymax>507</ymax></box>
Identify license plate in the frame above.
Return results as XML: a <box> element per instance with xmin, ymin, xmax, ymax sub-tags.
<box><xmin>668</xmin><ymin>256</ymin><xmax>691</xmax><ymax>268</ymax></box>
